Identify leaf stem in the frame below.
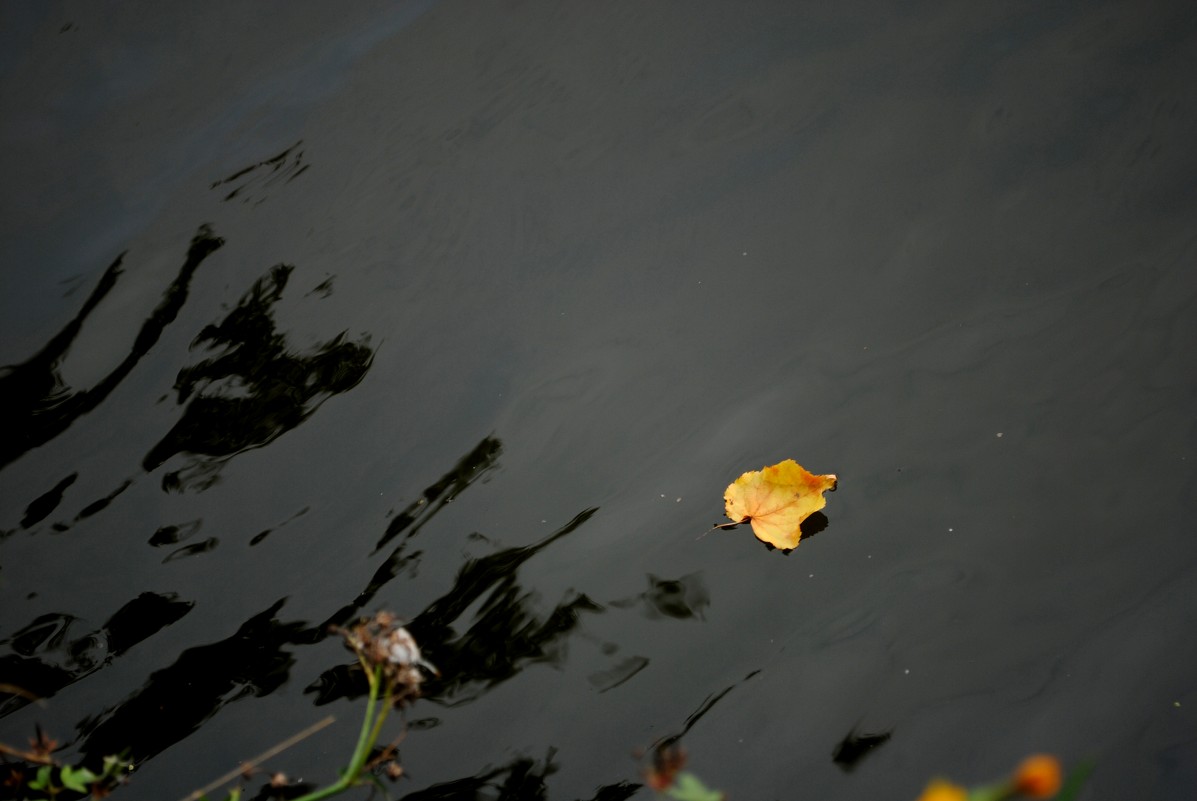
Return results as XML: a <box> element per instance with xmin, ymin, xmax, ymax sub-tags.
<box><xmin>291</xmin><ymin>665</ymin><xmax>385</xmax><ymax>801</ymax></box>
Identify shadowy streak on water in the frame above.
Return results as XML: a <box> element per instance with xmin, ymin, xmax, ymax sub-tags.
<box><xmin>308</xmin><ymin>507</ymin><xmax>602</xmax><ymax>708</ymax></box>
<box><xmin>17</xmin><ymin>473</ymin><xmax>77</xmax><ymax>529</ymax></box>
<box><xmin>831</xmin><ymin>724</ymin><xmax>893</xmax><ymax>772</ymax></box>
<box><xmin>5</xmin><ymin>430</ymin><xmax>739</xmax><ymax>795</ymax></box>
<box><xmin>0</xmin><ymin>593</ymin><xmax>193</xmax><ymax>719</ymax></box>
<box><xmin>0</xmin><ymin>227</ymin><xmax>224</xmax><ymax>471</ymax></box>
<box><xmin>75</xmin><ymin>599</ymin><xmax>305</xmax><ymax>766</ymax></box>
<box><xmin>144</xmin><ymin>263</ymin><xmax>374</xmax><ymax>492</ymax></box>
<box><xmin>317</xmin><ymin>437</ymin><xmax>505</xmax><ymax>634</ymax></box>
<box><xmin>375</xmin><ymin>438</ymin><xmax>503</xmax><ymax>554</ymax></box>
<box><xmin>400</xmin><ymin>749</ymin><xmax>558</xmax><ymax>801</ymax></box>
<box><xmin>209</xmin><ymin>140</ymin><xmax>308</xmax><ymax>205</ymax></box>
<box><xmin>650</xmin><ymin>669</ymin><xmax>762</xmax><ymax>754</ymax></box>
<box><xmin>34</xmin><ymin>440</ymin><xmax>592</xmax><ymax>774</ymax></box>
<box><xmin>608</xmin><ymin>573</ymin><xmax>709</xmax><ymax>621</ymax></box>
<box><xmin>588</xmin><ymin>656</ymin><xmax>650</xmax><ymax>694</ymax></box>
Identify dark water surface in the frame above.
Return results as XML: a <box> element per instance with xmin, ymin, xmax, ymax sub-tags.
<box><xmin>3</xmin><ymin>3</ymin><xmax>1196</xmax><ymax>799</ymax></box>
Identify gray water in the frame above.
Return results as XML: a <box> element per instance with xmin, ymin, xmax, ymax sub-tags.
<box><xmin>2</xmin><ymin>3</ymin><xmax>1196</xmax><ymax>799</ymax></box>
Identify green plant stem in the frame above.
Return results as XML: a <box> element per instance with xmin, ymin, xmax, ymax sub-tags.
<box><xmin>291</xmin><ymin>666</ymin><xmax>387</xmax><ymax>801</ymax></box>
<box><xmin>363</xmin><ymin>693</ymin><xmax>393</xmax><ymax>766</ymax></box>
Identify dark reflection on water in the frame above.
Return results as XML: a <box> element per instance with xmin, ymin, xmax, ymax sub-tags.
<box><xmin>388</xmin><ymin>751</ymin><xmax>636</xmax><ymax>801</ymax></box>
<box><xmin>1</xmin><ymin>222</ymin><xmax>374</xmax><ymax>549</ymax></box>
<box><xmin>246</xmin><ymin>781</ymin><xmax>317</xmax><ymax>801</ymax></box>
<box><xmin>3</xmin><ymin>3</ymin><xmax>1195</xmax><ymax>798</ymax></box>
<box><xmin>247</xmin><ymin>507</ymin><xmax>310</xmax><ymax>548</ymax></box>
<box><xmin>375</xmin><ymin>438</ymin><xmax>503</xmax><ymax>554</ymax></box>
<box><xmin>407</xmin><ymin>511</ymin><xmax>601</xmax><ymax>707</ymax></box>
<box><xmin>0</xmin><ymin>210</ymin><xmax>383</xmax><ymax>781</ymax></box>
<box><xmin>161</xmin><ymin>537</ymin><xmax>221</xmax><ymax>563</ymax></box>
<box><xmin>147</xmin><ymin>519</ymin><xmax>203</xmax><ymax>547</ymax></box>
<box><xmin>797</xmin><ymin>511</ymin><xmax>829</xmax><ymax>542</ymax></box>
<box><xmin>400</xmin><ymin>751</ymin><xmax>558</xmax><ymax>801</ymax></box>
<box><xmin>609</xmin><ymin>573</ymin><xmax>710</xmax><ymax>621</ymax></box>
<box><xmin>587</xmin><ymin>656</ymin><xmax>650</xmax><ymax>694</ymax></box>
<box><xmin>388</xmin><ymin>753</ymin><xmax>640</xmax><ymax>801</ymax></box>
<box><xmin>309</xmin><ymin>506</ymin><xmax>602</xmax><ymax>708</ymax></box>
<box><xmin>0</xmin><ymin>227</ymin><xmax>223</xmax><ymax>471</ymax></box>
<box><xmin>4</xmin><ymin>415</ymin><xmax>767</xmax><ymax>798</ymax></box>
<box><xmin>7</xmin><ymin>437</ymin><xmax>612</xmax><ymax>788</ymax></box>
<box><xmin>581</xmin><ymin>785</ymin><xmax>640</xmax><ymax>801</ymax></box>
<box><xmin>146</xmin><ymin>263</ymin><xmax>374</xmax><ymax>492</ymax></box>
<box><xmin>831</xmin><ymin>725</ymin><xmax>893</xmax><ymax>772</ymax></box>
<box><xmin>0</xmin><ymin>593</ymin><xmax>193</xmax><ymax>719</ymax></box>
<box><xmin>325</xmin><ymin>437</ymin><xmax>505</xmax><ymax>630</ymax></box>
<box><xmin>76</xmin><ymin>600</ymin><xmax>305</xmax><ymax>767</ymax></box>
<box><xmin>17</xmin><ymin>473</ymin><xmax>76</xmax><ymax>529</ymax></box>
<box><xmin>651</xmin><ymin>669</ymin><xmax>761</xmax><ymax>755</ymax></box>
<box><xmin>74</xmin><ymin>479</ymin><xmax>132</xmax><ymax>522</ymax></box>
<box><xmin>209</xmin><ymin>140</ymin><xmax>308</xmax><ymax>205</ymax></box>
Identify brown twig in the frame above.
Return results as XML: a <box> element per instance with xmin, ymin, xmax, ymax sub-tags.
<box><xmin>0</xmin><ymin>742</ymin><xmax>54</xmax><ymax>765</ymax></box>
<box><xmin>177</xmin><ymin>715</ymin><xmax>335</xmax><ymax>801</ymax></box>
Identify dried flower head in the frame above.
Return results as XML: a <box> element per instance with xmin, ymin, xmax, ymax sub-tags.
<box><xmin>28</xmin><ymin>727</ymin><xmax>58</xmax><ymax>763</ymax></box>
<box><xmin>644</xmin><ymin>743</ymin><xmax>686</xmax><ymax>792</ymax></box>
<box><xmin>2</xmin><ymin>767</ymin><xmax>25</xmax><ymax>789</ymax></box>
<box><xmin>335</xmin><ymin>612</ymin><xmax>437</xmax><ymax>706</ymax></box>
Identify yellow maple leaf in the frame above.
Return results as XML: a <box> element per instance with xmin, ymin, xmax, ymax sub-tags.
<box><xmin>723</xmin><ymin>459</ymin><xmax>837</xmax><ymax>550</ymax></box>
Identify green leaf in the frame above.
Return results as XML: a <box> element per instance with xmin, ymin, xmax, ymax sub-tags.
<box><xmin>28</xmin><ymin>765</ymin><xmax>54</xmax><ymax>791</ymax></box>
<box><xmin>666</xmin><ymin>772</ymin><xmax>724</xmax><ymax>801</ymax></box>
<box><xmin>1053</xmin><ymin>761</ymin><xmax>1094</xmax><ymax>801</ymax></box>
<box><xmin>967</xmin><ymin>784</ymin><xmax>1007</xmax><ymax>801</ymax></box>
<box><xmin>60</xmin><ymin>765</ymin><xmax>98</xmax><ymax>793</ymax></box>
<box><xmin>101</xmin><ymin>752</ymin><xmax>131</xmax><ymax>778</ymax></box>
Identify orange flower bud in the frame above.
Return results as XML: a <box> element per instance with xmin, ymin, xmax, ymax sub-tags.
<box><xmin>1012</xmin><ymin>754</ymin><xmax>1062</xmax><ymax>798</ymax></box>
<box><xmin>914</xmin><ymin>778</ymin><xmax>968</xmax><ymax>801</ymax></box>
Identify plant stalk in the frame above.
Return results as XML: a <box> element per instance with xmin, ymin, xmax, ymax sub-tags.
<box><xmin>291</xmin><ymin>665</ymin><xmax>386</xmax><ymax>801</ymax></box>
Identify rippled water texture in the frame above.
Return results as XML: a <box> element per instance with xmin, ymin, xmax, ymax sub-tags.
<box><xmin>2</xmin><ymin>3</ymin><xmax>1196</xmax><ymax>799</ymax></box>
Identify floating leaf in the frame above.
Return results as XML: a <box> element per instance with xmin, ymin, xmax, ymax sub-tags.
<box><xmin>723</xmin><ymin>459</ymin><xmax>837</xmax><ymax>549</ymax></box>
